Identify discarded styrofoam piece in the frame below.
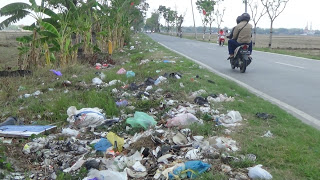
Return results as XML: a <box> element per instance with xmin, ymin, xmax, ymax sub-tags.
<box><xmin>185</xmin><ymin>148</ymin><xmax>201</xmax><ymax>159</ymax></box>
<box><xmin>126</xmin><ymin>168</ymin><xmax>148</xmax><ymax>178</ymax></box>
<box><xmin>63</xmin><ymin>156</ymin><xmax>85</xmax><ymax>173</ymax></box>
<box><xmin>215</xmin><ymin>137</ymin><xmax>239</xmax><ymax>151</ymax></box>
<box><xmin>132</xmin><ymin>161</ymin><xmax>147</xmax><ymax>172</ymax></box>
<box><xmin>92</xmin><ymin>77</ymin><xmax>103</xmax><ymax>85</ymax></box>
<box><xmin>262</xmin><ymin>130</ymin><xmax>273</xmax><ymax>138</ymax></box>
<box><xmin>61</xmin><ymin>128</ymin><xmax>79</xmax><ymax>137</ymax></box>
<box><xmin>248</xmin><ymin>164</ymin><xmax>273</xmax><ymax>180</ymax></box>
<box><xmin>0</xmin><ymin>125</ymin><xmax>56</xmax><ymax>138</ymax></box>
<box><xmin>83</xmin><ymin>169</ymin><xmax>128</xmax><ymax>180</ymax></box>
<box><xmin>172</xmin><ymin>132</ymin><xmax>188</xmax><ymax>145</ymax></box>
<box><xmin>66</xmin><ymin>106</ymin><xmax>106</xmax><ymax>128</ymax></box>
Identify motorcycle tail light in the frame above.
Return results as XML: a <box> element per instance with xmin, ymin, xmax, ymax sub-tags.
<box><xmin>242</xmin><ymin>45</ymin><xmax>248</xmax><ymax>50</ymax></box>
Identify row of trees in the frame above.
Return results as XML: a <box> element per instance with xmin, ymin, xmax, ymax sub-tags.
<box><xmin>0</xmin><ymin>0</ymin><xmax>149</xmax><ymax>69</ymax></box>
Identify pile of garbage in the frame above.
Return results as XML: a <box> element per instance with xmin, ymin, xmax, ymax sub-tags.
<box><xmin>1</xmin><ymin>52</ymin><xmax>273</xmax><ymax>180</ymax></box>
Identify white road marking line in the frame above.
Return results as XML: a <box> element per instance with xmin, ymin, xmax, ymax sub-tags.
<box><xmin>275</xmin><ymin>62</ymin><xmax>305</xmax><ymax>69</ymax></box>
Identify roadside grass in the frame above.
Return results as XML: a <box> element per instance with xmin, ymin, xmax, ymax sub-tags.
<box><xmin>0</xmin><ymin>32</ymin><xmax>320</xmax><ymax>179</ymax></box>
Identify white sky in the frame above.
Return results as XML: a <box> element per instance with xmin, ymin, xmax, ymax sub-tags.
<box><xmin>0</xmin><ymin>0</ymin><xmax>319</xmax><ymax>30</ymax></box>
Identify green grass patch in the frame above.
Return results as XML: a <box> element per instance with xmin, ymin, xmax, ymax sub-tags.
<box><xmin>254</xmin><ymin>47</ymin><xmax>320</xmax><ymax>60</ymax></box>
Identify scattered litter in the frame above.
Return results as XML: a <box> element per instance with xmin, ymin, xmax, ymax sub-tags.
<box><xmin>154</xmin><ymin>76</ymin><xmax>167</xmax><ymax>85</ymax></box>
<box><xmin>94</xmin><ymin>138</ymin><xmax>112</xmax><ymax>152</ymax></box>
<box><xmin>0</xmin><ymin>125</ymin><xmax>56</xmax><ymax>138</ymax></box>
<box><xmin>166</xmin><ymin>113</ymin><xmax>200</xmax><ymax>127</ymax></box>
<box><xmin>194</xmin><ymin>97</ymin><xmax>208</xmax><ymax>105</ymax></box>
<box><xmin>173</xmin><ymin>132</ymin><xmax>188</xmax><ymax>145</ymax></box>
<box><xmin>116</xmin><ymin>100</ymin><xmax>128</xmax><ymax>107</ymax></box>
<box><xmin>215</xmin><ymin>137</ymin><xmax>239</xmax><ymax>151</ymax></box>
<box><xmin>117</xmin><ymin>68</ymin><xmax>127</xmax><ymax>74</ymax></box>
<box><xmin>67</xmin><ymin>106</ymin><xmax>106</xmax><ymax>128</ymax></box>
<box><xmin>248</xmin><ymin>164</ymin><xmax>273</xmax><ymax>180</ymax></box>
<box><xmin>107</xmin><ymin>132</ymin><xmax>124</xmax><ymax>152</ymax></box>
<box><xmin>83</xmin><ymin>169</ymin><xmax>127</xmax><ymax>180</ymax></box>
<box><xmin>62</xmin><ymin>128</ymin><xmax>80</xmax><ymax>137</ymax></box>
<box><xmin>0</xmin><ymin>117</ymin><xmax>23</xmax><ymax>126</ymax></box>
<box><xmin>262</xmin><ymin>130</ymin><xmax>273</xmax><ymax>138</ymax></box>
<box><xmin>50</xmin><ymin>69</ymin><xmax>62</xmax><ymax>76</ymax></box>
<box><xmin>126</xmin><ymin>111</ymin><xmax>157</xmax><ymax>129</ymax></box>
<box><xmin>63</xmin><ymin>156</ymin><xmax>85</xmax><ymax>173</ymax></box>
<box><xmin>126</xmin><ymin>71</ymin><xmax>135</xmax><ymax>77</ymax></box>
<box><xmin>180</xmin><ymin>83</ymin><xmax>184</xmax><ymax>88</ymax></box>
<box><xmin>92</xmin><ymin>77</ymin><xmax>103</xmax><ymax>85</ymax></box>
<box><xmin>168</xmin><ymin>161</ymin><xmax>211</xmax><ymax>179</ymax></box>
<box><xmin>256</xmin><ymin>113</ymin><xmax>275</xmax><ymax>120</ymax></box>
<box><xmin>185</xmin><ymin>148</ymin><xmax>201</xmax><ymax>159</ymax></box>
<box><xmin>140</xmin><ymin>59</ymin><xmax>150</xmax><ymax>65</ymax></box>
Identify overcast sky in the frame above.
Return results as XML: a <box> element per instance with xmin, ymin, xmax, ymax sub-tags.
<box><xmin>0</xmin><ymin>0</ymin><xmax>319</xmax><ymax>30</ymax></box>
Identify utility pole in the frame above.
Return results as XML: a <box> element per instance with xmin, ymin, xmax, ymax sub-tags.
<box><xmin>244</xmin><ymin>0</ymin><xmax>247</xmax><ymax>12</ymax></box>
<box><xmin>191</xmin><ymin>0</ymin><xmax>197</xmax><ymax>39</ymax></box>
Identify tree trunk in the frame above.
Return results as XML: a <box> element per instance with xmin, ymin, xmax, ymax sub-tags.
<box><xmin>253</xmin><ymin>24</ymin><xmax>257</xmax><ymax>47</ymax></box>
<box><xmin>268</xmin><ymin>21</ymin><xmax>273</xmax><ymax>48</ymax></box>
<box><xmin>209</xmin><ymin>23</ymin><xmax>212</xmax><ymax>41</ymax></box>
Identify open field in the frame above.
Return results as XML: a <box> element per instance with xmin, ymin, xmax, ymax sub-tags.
<box><xmin>0</xmin><ymin>31</ymin><xmax>31</xmax><ymax>69</ymax></box>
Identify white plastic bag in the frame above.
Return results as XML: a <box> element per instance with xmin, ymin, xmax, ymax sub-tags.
<box><xmin>83</xmin><ymin>169</ymin><xmax>127</xmax><ymax>180</ymax></box>
<box><xmin>92</xmin><ymin>77</ymin><xmax>103</xmax><ymax>85</ymax></box>
<box><xmin>67</xmin><ymin>106</ymin><xmax>106</xmax><ymax>128</ymax></box>
<box><xmin>248</xmin><ymin>164</ymin><xmax>273</xmax><ymax>180</ymax></box>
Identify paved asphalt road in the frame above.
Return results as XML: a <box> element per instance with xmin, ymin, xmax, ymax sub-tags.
<box><xmin>148</xmin><ymin>33</ymin><xmax>320</xmax><ymax>129</ymax></box>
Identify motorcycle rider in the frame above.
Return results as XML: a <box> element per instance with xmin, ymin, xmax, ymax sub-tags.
<box><xmin>227</xmin><ymin>13</ymin><xmax>252</xmax><ymax>60</ymax></box>
<box><xmin>227</xmin><ymin>16</ymin><xmax>242</xmax><ymax>39</ymax></box>
<box><xmin>218</xmin><ymin>29</ymin><xmax>225</xmax><ymax>45</ymax></box>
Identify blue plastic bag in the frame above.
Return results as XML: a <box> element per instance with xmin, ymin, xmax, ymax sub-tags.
<box><xmin>126</xmin><ymin>71</ymin><xmax>135</xmax><ymax>78</ymax></box>
<box><xmin>169</xmin><ymin>161</ymin><xmax>211</xmax><ymax>179</ymax></box>
<box><xmin>94</xmin><ymin>138</ymin><xmax>112</xmax><ymax>152</ymax></box>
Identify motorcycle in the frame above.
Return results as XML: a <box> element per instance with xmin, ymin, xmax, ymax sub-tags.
<box><xmin>230</xmin><ymin>44</ymin><xmax>252</xmax><ymax>73</ymax></box>
<box><xmin>219</xmin><ymin>35</ymin><xmax>225</xmax><ymax>46</ymax></box>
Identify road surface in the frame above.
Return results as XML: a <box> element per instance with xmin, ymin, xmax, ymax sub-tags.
<box><xmin>148</xmin><ymin>33</ymin><xmax>320</xmax><ymax>129</ymax></box>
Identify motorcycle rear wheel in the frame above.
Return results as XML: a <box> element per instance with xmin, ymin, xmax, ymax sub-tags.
<box><xmin>240</xmin><ymin>59</ymin><xmax>246</xmax><ymax>73</ymax></box>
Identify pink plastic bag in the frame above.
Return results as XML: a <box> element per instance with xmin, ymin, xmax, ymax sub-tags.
<box><xmin>117</xmin><ymin>68</ymin><xmax>126</xmax><ymax>74</ymax></box>
<box><xmin>166</xmin><ymin>113</ymin><xmax>200</xmax><ymax>127</ymax></box>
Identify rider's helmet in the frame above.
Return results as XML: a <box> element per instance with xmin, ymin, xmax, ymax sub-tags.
<box><xmin>236</xmin><ymin>16</ymin><xmax>241</xmax><ymax>24</ymax></box>
<box><xmin>241</xmin><ymin>13</ymin><xmax>250</xmax><ymax>22</ymax></box>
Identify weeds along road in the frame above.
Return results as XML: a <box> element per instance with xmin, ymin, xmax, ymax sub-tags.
<box><xmin>148</xmin><ymin>33</ymin><xmax>320</xmax><ymax>129</ymax></box>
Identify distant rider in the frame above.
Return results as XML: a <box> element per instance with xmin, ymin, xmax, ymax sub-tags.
<box><xmin>227</xmin><ymin>13</ymin><xmax>252</xmax><ymax>60</ymax></box>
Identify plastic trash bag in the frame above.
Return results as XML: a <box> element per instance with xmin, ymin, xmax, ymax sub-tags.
<box><xmin>83</xmin><ymin>169</ymin><xmax>127</xmax><ymax>180</ymax></box>
<box><xmin>126</xmin><ymin>71</ymin><xmax>135</xmax><ymax>78</ymax></box>
<box><xmin>166</xmin><ymin>113</ymin><xmax>200</xmax><ymax>127</ymax></box>
<box><xmin>168</xmin><ymin>161</ymin><xmax>211</xmax><ymax>179</ymax></box>
<box><xmin>67</xmin><ymin>106</ymin><xmax>106</xmax><ymax>128</ymax></box>
<box><xmin>107</xmin><ymin>132</ymin><xmax>124</xmax><ymax>152</ymax></box>
<box><xmin>94</xmin><ymin>138</ymin><xmax>112</xmax><ymax>152</ymax></box>
<box><xmin>126</xmin><ymin>111</ymin><xmax>157</xmax><ymax>129</ymax></box>
<box><xmin>248</xmin><ymin>164</ymin><xmax>273</xmax><ymax>180</ymax></box>
<box><xmin>62</xmin><ymin>128</ymin><xmax>80</xmax><ymax>137</ymax></box>
<box><xmin>117</xmin><ymin>68</ymin><xmax>126</xmax><ymax>74</ymax></box>
<box><xmin>92</xmin><ymin>77</ymin><xmax>103</xmax><ymax>85</ymax></box>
